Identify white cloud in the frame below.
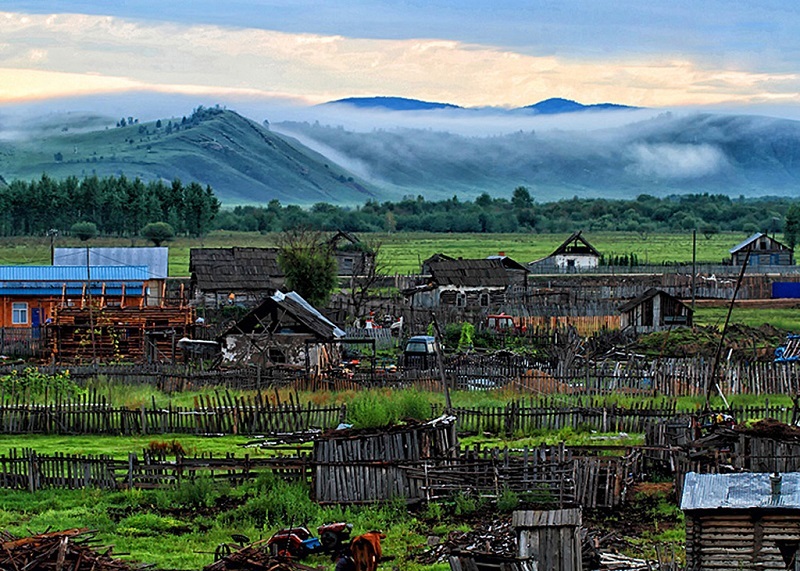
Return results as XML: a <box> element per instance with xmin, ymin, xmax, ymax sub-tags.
<box><xmin>0</xmin><ymin>11</ymin><xmax>798</xmax><ymax>110</ymax></box>
<box><xmin>627</xmin><ymin>143</ymin><xmax>728</xmax><ymax>179</ymax></box>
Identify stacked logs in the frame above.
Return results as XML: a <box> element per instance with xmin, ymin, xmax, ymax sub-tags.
<box><xmin>0</xmin><ymin>528</ymin><xmax>133</xmax><ymax>571</ymax></box>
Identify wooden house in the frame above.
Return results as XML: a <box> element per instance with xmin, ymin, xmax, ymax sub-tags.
<box><xmin>682</xmin><ymin>472</ymin><xmax>800</xmax><ymax>571</ymax></box>
<box><xmin>730</xmin><ymin>233</ymin><xmax>794</xmax><ymax>266</ymax></box>
<box><xmin>618</xmin><ymin>288</ymin><xmax>692</xmax><ymax>333</ymax></box>
<box><xmin>55</xmin><ymin>247</ymin><xmax>168</xmax><ymax>305</ymax></box>
<box><xmin>189</xmin><ymin>247</ymin><xmax>284</xmax><ymax>307</ymax></box>
<box><xmin>421</xmin><ymin>253</ymin><xmax>455</xmax><ymax>275</ymax></box>
<box><xmin>528</xmin><ymin>231</ymin><xmax>601</xmax><ymax>272</ymax></box>
<box><xmin>219</xmin><ymin>290</ymin><xmax>344</xmax><ymax>373</ymax></box>
<box><xmin>404</xmin><ymin>258</ymin><xmax>511</xmax><ymax>309</ymax></box>
<box><xmin>486</xmin><ymin>254</ymin><xmax>530</xmax><ymax>289</ymax></box>
<box><xmin>0</xmin><ymin>265</ymin><xmax>150</xmax><ymax>330</ymax></box>
<box><xmin>327</xmin><ymin>230</ymin><xmax>376</xmax><ymax>277</ymax></box>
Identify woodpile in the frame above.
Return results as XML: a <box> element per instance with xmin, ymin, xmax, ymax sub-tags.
<box><xmin>0</xmin><ymin>528</ymin><xmax>134</xmax><ymax>571</ymax></box>
<box><xmin>202</xmin><ymin>545</ymin><xmax>323</xmax><ymax>571</ymax></box>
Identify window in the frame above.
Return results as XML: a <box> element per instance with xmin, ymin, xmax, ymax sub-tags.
<box><xmin>479</xmin><ymin>293</ymin><xmax>490</xmax><ymax>307</ymax></box>
<box><xmin>11</xmin><ymin>302</ymin><xmax>28</xmax><ymax>325</ymax></box>
<box><xmin>456</xmin><ymin>292</ymin><xmax>467</xmax><ymax>307</ymax></box>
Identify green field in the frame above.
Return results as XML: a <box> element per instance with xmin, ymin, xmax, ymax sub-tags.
<box><xmin>0</xmin><ymin>230</ymin><xmax>753</xmax><ymax>276</ymax></box>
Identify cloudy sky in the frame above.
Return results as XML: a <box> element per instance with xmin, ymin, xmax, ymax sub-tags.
<box><xmin>1</xmin><ymin>1</ymin><xmax>799</xmax><ymax>114</ymax></box>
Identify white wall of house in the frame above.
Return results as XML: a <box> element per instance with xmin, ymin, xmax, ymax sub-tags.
<box><xmin>554</xmin><ymin>254</ymin><xmax>598</xmax><ymax>270</ymax></box>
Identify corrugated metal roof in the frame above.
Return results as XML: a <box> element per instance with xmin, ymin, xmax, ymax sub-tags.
<box><xmin>0</xmin><ymin>266</ymin><xmax>150</xmax><ymax>282</ymax></box>
<box><xmin>681</xmin><ymin>472</ymin><xmax>800</xmax><ymax>511</ymax></box>
<box><xmin>55</xmin><ymin>248</ymin><xmax>169</xmax><ymax>279</ymax></box>
<box><xmin>729</xmin><ymin>232</ymin><xmax>765</xmax><ymax>254</ymax></box>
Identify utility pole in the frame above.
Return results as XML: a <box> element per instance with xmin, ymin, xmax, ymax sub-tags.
<box><xmin>48</xmin><ymin>228</ymin><xmax>58</xmax><ymax>265</ymax></box>
<box><xmin>86</xmin><ymin>245</ymin><xmax>97</xmax><ymax>364</ymax></box>
<box><xmin>691</xmin><ymin>230</ymin><xmax>697</xmax><ymax>312</ymax></box>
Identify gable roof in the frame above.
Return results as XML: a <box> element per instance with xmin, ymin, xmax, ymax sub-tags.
<box><xmin>220</xmin><ymin>290</ymin><xmax>344</xmax><ymax>340</ymax></box>
<box><xmin>551</xmin><ymin>231</ymin><xmax>601</xmax><ymax>257</ymax></box>
<box><xmin>485</xmin><ymin>255</ymin><xmax>530</xmax><ymax>272</ymax></box>
<box><xmin>730</xmin><ymin>232</ymin><xmax>792</xmax><ymax>254</ymax></box>
<box><xmin>429</xmin><ymin>258</ymin><xmax>509</xmax><ymax>288</ymax></box>
<box><xmin>681</xmin><ymin>472</ymin><xmax>800</xmax><ymax>511</ymax></box>
<box><xmin>618</xmin><ymin>287</ymin><xmax>691</xmax><ymax>314</ymax></box>
<box><xmin>190</xmin><ymin>248</ymin><xmax>283</xmax><ymax>291</ymax></box>
<box><xmin>55</xmin><ymin>247</ymin><xmax>169</xmax><ymax>279</ymax></box>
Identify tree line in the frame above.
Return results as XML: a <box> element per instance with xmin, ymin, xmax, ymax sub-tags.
<box><xmin>3</xmin><ymin>175</ymin><xmax>800</xmax><ymax>242</ymax></box>
<box><xmin>0</xmin><ymin>174</ymin><xmax>220</xmax><ymax>237</ymax></box>
<box><xmin>215</xmin><ymin>188</ymin><xmax>800</xmax><ymax>238</ymax></box>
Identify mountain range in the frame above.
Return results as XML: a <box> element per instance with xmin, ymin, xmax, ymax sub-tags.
<box><xmin>324</xmin><ymin>96</ymin><xmax>639</xmax><ymax>114</ymax></box>
<box><xmin>1</xmin><ymin>99</ymin><xmax>799</xmax><ymax>204</ymax></box>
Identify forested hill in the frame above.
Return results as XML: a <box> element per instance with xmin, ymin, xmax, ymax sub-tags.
<box><xmin>275</xmin><ymin>112</ymin><xmax>800</xmax><ymax>200</ymax></box>
<box><xmin>0</xmin><ymin>106</ymin><xmax>377</xmax><ymax>205</ymax></box>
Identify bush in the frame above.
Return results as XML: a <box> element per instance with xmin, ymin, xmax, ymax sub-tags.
<box><xmin>497</xmin><ymin>488</ymin><xmax>519</xmax><ymax>512</ymax></box>
<box><xmin>347</xmin><ymin>391</ymin><xmax>397</xmax><ymax>428</ymax></box>
<box><xmin>395</xmin><ymin>390</ymin><xmax>431</xmax><ymax>421</ymax></box>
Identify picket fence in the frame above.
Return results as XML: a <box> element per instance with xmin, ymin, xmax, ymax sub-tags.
<box><xmin>0</xmin><ymin>444</ymin><xmax>637</xmax><ymax>509</ymax></box>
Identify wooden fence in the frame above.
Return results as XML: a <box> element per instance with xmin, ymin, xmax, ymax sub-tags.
<box><xmin>1</xmin><ymin>355</ymin><xmax>799</xmax><ymax>397</ymax></box>
<box><xmin>1</xmin><ymin>391</ymin><xmax>794</xmax><ymax>437</ymax></box>
<box><xmin>0</xmin><ymin>444</ymin><xmax>637</xmax><ymax>509</ymax></box>
<box><xmin>0</xmin><ymin>389</ymin><xmax>345</xmax><ymax>435</ymax></box>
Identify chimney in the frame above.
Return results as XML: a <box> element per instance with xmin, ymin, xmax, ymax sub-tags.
<box><xmin>498</xmin><ymin>251</ymin><xmax>505</xmax><ymax>257</ymax></box>
<box><xmin>771</xmin><ymin>472</ymin><xmax>782</xmax><ymax>498</ymax></box>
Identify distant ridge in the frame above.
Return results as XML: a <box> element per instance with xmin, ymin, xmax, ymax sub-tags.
<box><xmin>521</xmin><ymin>97</ymin><xmax>639</xmax><ymax>114</ymax></box>
<box><xmin>324</xmin><ymin>96</ymin><xmax>463</xmax><ymax>111</ymax></box>
<box><xmin>324</xmin><ymin>95</ymin><xmax>639</xmax><ymax>114</ymax></box>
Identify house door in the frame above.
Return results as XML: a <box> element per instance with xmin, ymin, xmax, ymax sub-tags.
<box><xmin>31</xmin><ymin>308</ymin><xmax>41</xmax><ymax>339</ymax></box>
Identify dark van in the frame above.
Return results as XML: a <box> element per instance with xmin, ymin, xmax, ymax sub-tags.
<box><xmin>402</xmin><ymin>335</ymin><xmax>437</xmax><ymax>368</ymax></box>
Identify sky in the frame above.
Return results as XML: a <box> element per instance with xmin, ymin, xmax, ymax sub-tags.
<box><xmin>1</xmin><ymin>1</ymin><xmax>799</xmax><ymax>117</ymax></box>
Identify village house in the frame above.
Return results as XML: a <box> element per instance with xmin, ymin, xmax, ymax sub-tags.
<box><xmin>618</xmin><ymin>288</ymin><xmax>693</xmax><ymax>333</ymax></box>
<box><xmin>403</xmin><ymin>258</ymin><xmax>512</xmax><ymax>309</ymax></box>
<box><xmin>730</xmin><ymin>232</ymin><xmax>794</xmax><ymax>266</ymax></box>
<box><xmin>0</xmin><ymin>265</ymin><xmax>151</xmax><ymax>330</ymax></box>
<box><xmin>528</xmin><ymin>231</ymin><xmax>601</xmax><ymax>272</ymax></box>
<box><xmin>189</xmin><ymin>247</ymin><xmax>284</xmax><ymax>307</ymax></box>
<box><xmin>54</xmin><ymin>247</ymin><xmax>168</xmax><ymax>305</ymax></box>
<box><xmin>682</xmin><ymin>471</ymin><xmax>800</xmax><ymax>571</ymax></box>
<box><xmin>327</xmin><ymin>230</ymin><xmax>376</xmax><ymax>277</ymax></box>
<box><xmin>219</xmin><ymin>290</ymin><xmax>344</xmax><ymax>375</ymax></box>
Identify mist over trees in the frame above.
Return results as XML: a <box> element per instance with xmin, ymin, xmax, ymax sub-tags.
<box><xmin>0</xmin><ymin>174</ymin><xmax>220</xmax><ymax>237</ymax></box>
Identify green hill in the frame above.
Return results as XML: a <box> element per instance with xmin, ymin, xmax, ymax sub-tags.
<box><xmin>0</xmin><ymin>107</ymin><xmax>379</xmax><ymax>205</ymax></box>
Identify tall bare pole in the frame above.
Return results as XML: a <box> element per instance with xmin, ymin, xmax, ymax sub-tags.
<box><xmin>691</xmin><ymin>230</ymin><xmax>697</xmax><ymax>312</ymax></box>
<box><xmin>704</xmin><ymin>245</ymin><xmax>751</xmax><ymax>410</ymax></box>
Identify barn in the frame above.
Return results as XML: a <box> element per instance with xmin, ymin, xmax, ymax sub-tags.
<box><xmin>682</xmin><ymin>471</ymin><xmax>800</xmax><ymax>570</ymax></box>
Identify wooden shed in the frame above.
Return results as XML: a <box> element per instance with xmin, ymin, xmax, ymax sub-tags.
<box><xmin>513</xmin><ymin>508</ymin><xmax>582</xmax><ymax>571</ymax></box>
<box><xmin>682</xmin><ymin>472</ymin><xmax>800</xmax><ymax>571</ymax></box>
<box><xmin>618</xmin><ymin>288</ymin><xmax>692</xmax><ymax>333</ymax></box>
<box><xmin>730</xmin><ymin>232</ymin><xmax>794</xmax><ymax>266</ymax></box>
<box><xmin>219</xmin><ymin>290</ymin><xmax>344</xmax><ymax>373</ymax></box>
<box><xmin>189</xmin><ymin>247</ymin><xmax>284</xmax><ymax>307</ymax></box>
<box><xmin>312</xmin><ymin>415</ymin><xmax>457</xmax><ymax>504</ymax></box>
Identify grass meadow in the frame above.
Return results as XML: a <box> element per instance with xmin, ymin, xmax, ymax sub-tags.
<box><xmin>0</xmin><ymin>230</ymin><xmax>756</xmax><ymax>275</ymax></box>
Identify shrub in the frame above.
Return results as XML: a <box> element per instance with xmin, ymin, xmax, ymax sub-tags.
<box><xmin>347</xmin><ymin>391</ymin><xmax>397</xmax><ymax>428</ymax></box>
<box><xmin>395</xmin><ymin>390</ymin><xmax>431</xmax><ymax>421</ymax></box>
<box><xmin>497</xmin><ymin>488</ymin><xmax>519</xmax><ymax>512</ymax></box>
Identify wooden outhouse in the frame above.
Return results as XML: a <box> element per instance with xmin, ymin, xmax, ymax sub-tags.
<box><xmin>513</xmin><ymin>508</ymin><xmax>582</xmax><ymax>571</ymax></box>
<box><xmin>682</xmin><ymin>472</ymin><xmax>800</xmax><ymax>570</ymax></box>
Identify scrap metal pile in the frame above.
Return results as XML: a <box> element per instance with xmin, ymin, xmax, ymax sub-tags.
<box><xmin>0</xmin><ymin>528</ymin><xmax>134</xmax><ymax>571</ymax></box>
<box><xmin>203</xmin><ymin>545</ymin><xmax>323</xmax><ymax>571</ymax></box>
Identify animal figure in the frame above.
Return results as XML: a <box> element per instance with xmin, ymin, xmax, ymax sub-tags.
<box><xmin>348</xmin><ymin>531</ymin><xmax>385</xmax><ymax>571</ymax></box>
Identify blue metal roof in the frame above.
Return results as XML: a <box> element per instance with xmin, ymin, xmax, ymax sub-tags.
<box><xmin>681</xmin><ymin>472</ymin><xmax>800</xmax><ymax>511</ymax></box>
<box><xmin>0</xmin><ymin>266</ymin><xmax>150</xmax><ymax>282</ymax></box>
<box><xmin>729</xmin><ymin>232</ymin><xmax>764</xmax><ymax>254</ymax></box>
